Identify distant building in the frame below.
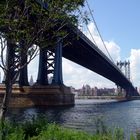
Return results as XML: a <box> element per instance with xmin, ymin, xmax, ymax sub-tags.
<box><xmin>75</xmin><ymin>85</ymin><xmax>116</xmax><ymax>97</ymax></box>
<box><xmin>96</xmin><ymin>88</ymin><xmax>116</xmax><ymax>96</ymax></box>
<box><xmin>91</xmin><ymin>87</ymin><xmax>98</xmax><ymax>96</ymax></box>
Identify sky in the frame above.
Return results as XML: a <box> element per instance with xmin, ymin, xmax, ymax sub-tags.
<box><xmin>88</xmin><ymin>0</ymin><xmax>140</xmax><ymax>59</ymax></box>
<box><xmin>1</xmin><ymin>0</ymin><xmax>140</xmax><ymax>89</ymax></box>
<box><xmin>61</xmin><ymin>0</ymin><xmax>140</xmax><ymax>89</ymax></box>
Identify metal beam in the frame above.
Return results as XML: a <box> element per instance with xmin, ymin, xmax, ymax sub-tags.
<box><xmin>52</xmin><ymin>39</ymin><xmax>63</xmax><ymax>85</ymax></box>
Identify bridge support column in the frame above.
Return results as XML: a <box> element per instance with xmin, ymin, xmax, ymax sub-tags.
<box><xmin>2</xmin><ymin>40</ymin><xmax>29</xmax><ymax>86</ymax></box>
<box><xmin>0</xmin><ymin>38</ymin><xmax>74</xmax><ymax>107</ymax></box>
<box><xmin>25</xmin><ymin>38</ymin><xmax>73</xmax><ymax>106</ymax></box>
<box><xmin>18</xmin><ymin>40</ymin><xmax>29</xmax><ymax>86</ymax></box>
<box><xmin>125</xmin><ymin>87</ymin><xmax>139</xmax><ymax>98</ymax></box>
<box><xmin>125</xmin><ymin>87</ymin><xmax>132</xmax><ymax>98</ymax></box>
<box><xmin>36</xmin><ymin>48</ymin><xmax>48</xmax><ymax>85</ymax></box>
<box><xmin>52</xmin><ymin>38</ymin><xmax>63</xmax><ymax>85</ymax></box>
<box><xmin>36</xmin><ymin>38</ymin><xmax>63</xmax><ymax>85</ymax></box>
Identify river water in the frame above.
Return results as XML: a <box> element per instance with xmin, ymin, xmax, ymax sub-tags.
<box><xmin>7</xmin><ymin>99</ymin><xmax>140</xmax><ymax>137</ymax></box>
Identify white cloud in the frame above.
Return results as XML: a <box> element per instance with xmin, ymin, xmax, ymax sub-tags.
<box><xmin>62</xmin><ymin>22</ymin><xmax>121</xmax><ymax>89</ymax></box>
<box><xmin>129</xmin><ymin>49</ymin><xmax>140</xmax><ymax>88</ymax></box>
<box><xmin>28</xmin><ymin>55</ymin><xmax>39</xmax><ymax>82</ymax></box>
<box><xmin>63</xmin><ymin>58</ymin><xmax>115</xmax><ymax>89</ymax></box>
<box><xmin>0</xmin><ymin>69</ymin><xmax>4</xmax><ymax>83</ymax></box>
<box><xmin>84</xmin><ymin>22</ymin><xmax>121</xmax><ymax>62</ymax></box>
<box><xmin>0</xmin><ymin>37</ymin><xmax>6</xmax><ymax>83</ymax></box>
<box><xmin>104</xmin><ymin>41</ymin><xmax>120</xmax><ymax>62</ymax></box>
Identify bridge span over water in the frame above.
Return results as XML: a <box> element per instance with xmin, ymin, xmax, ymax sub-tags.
<box><xmin>34</xmin><ymin>0</ymin><xmax>139</xmax><ymax>96</ymax></box>
<box><xmin>61</xmin><ymin>26</ymin><xmax>139</xmax><ymax>96</ymax></box>
<box><xmin>0</xmin><ymin>1</ymin><xmax>139</xmax><ymax>107</ymax></box>
<box><xmin>1</xmin><ymin>26</ymin><xmax>138</xmax><ymax>107</ymax></box>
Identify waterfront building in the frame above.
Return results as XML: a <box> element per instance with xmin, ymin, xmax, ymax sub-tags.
<box><xmin>73</xmin><ymin>85</ymin><xmax>116</xmax><ymax>97</ymax></box>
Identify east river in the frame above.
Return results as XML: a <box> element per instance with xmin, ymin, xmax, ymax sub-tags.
<box><xmin>7</xmin><ymin>99</ymin><xmax>140</xmax><ymax>137</ymax></box>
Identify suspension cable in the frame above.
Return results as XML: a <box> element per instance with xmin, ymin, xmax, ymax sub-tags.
<box><xmin>85</xmin><ymin>0</ymin><xmax>115</xmax><ymax>63</ymax></box>
<box><xmin>78</xmin><ymin>8</ymin><xmax>97</xmax><ymax>46</ymax></box>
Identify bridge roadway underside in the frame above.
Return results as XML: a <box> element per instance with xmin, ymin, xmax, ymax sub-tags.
<box><xmin>62</xmin><ymin>28</ymin><xmax>138</xmax><ymax>96</ymax></box>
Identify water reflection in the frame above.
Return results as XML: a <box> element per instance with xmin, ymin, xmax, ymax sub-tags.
<box><xmin>7</xmin><ymin>99</ymin><xmax>140</xmax><ymax>136</ymax></box>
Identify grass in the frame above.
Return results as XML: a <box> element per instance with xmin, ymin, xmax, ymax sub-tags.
<box><xmin>0</xmin><ymin>116</ymin><xmax>139</xmax><ymax>140</ymax></box>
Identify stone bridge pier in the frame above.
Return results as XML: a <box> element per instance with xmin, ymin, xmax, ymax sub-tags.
<box><xmin>125</xmin><ymin>87</ymin><xmax>138</xmax><ymax>99</ymax></box>
<box><xmin>0</xmin><ymin>39</ymin><xmax>74</xmax><ymax>107</ymax></box>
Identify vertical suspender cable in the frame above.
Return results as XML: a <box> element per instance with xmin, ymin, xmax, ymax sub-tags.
<box><xmin>78</xmin><ymin>9</ymin><xmax>98</xmax><ymax>46</ymax></box>
<box><xmin>85</xmin><ymin>0</ymin><xmax>115</xmax><ymax>63</ymax></box>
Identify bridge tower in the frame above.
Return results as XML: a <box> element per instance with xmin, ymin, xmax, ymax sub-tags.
<box><xmin>116</xmin><ymin>60</ymin><xmax>131</xmax><ymax>96</ymax></box>
<box><xmin>0</xmin><ymin>38</ymin><xmax>74</xmax><ymax>107</ymax></box>
<box><xmin>37</xmin><ymin>38</ymin><xmax>63</xmax><ymax>85</ymax></box>
<box><xmin>116</xmin><ymin>60</ymin><xmax>139</xmax><ymax>97</ymax></box>
<box><xmin>117</xmin><ymin>60</ymin><xmax>130</xmax><ymax>80</ymax></box>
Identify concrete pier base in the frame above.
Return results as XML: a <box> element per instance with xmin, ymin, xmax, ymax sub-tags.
<box><xmin>0</xmin><ymin>85</ymin><xmax>75</xmax><ymax>107</ymax></box>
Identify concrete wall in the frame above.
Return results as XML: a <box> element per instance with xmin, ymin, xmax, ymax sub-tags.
<box><xmin>0</xmin><ymin>85</ymin><xmax>75</xmax><ymax>107</ymax></box>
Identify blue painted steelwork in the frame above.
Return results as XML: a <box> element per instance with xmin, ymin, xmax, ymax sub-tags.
<box><xmin>18</xmin><ymin>40</ymin><xmax>29</xmax><ymax>86</ymax></box>
<box><xmin>3</xmin><ymin>40</ymin><xmax>29</xmax><ymax>86</ymax></box>
<box><xmin>34</xmin><ymin>0</ymin><xmax>138</xmax><ymax>96</ymax></box>
<box><xmin>34</xmin><ymin>0</ymin><xmax>63</xmax><ymax>85</ymax></box>
<box><xmin>46</xmin><ymin>50</ymin><xmax>55</xmax><ymax>75</ymax></box>
<box><xmin>52</xmin><ymin>38</ymin><xmax>63</xmax><ymax>85</ymax></box>
<box><xmin>2</xmin><ymin>0</ymin><xmax>137</xmax><ymax>97</ymax></box>
<box><xmin>36</xmin><ymin>45</ymin><xmax>63</xmax><ymax>86</ymax></box>
<box><xmin>37</xmin><ymin>48</ymin><xmax>48</xmax><ymax>85</ymax></box>
<box><xmin>62</xmin><ymin>26</ymin><xmax>139</xmax><ymax>96</ymax></box>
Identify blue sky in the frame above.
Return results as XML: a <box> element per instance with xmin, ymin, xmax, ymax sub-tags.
<box><xmin>88</xmin><ymin>0</ymin><xmax>140</xmax><ymax>59</ymax></box>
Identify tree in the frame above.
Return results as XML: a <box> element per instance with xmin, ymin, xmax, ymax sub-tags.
<box><xmin>0</xmin><ymin>0</ymin><xmax>87</xmax><ymax>120</ymax></box>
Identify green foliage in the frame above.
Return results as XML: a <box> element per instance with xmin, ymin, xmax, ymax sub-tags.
<box><xmin>95</xmin><ymin>117</ymin><xmax>108</xmax><ymax>135</ymax></box>
<box><xmin>0</xmin><ymin>120</ymin><xmax>25</xmax><ymax>140</ymax></box>
<box><xmin>0</xmin><ymin>117</ymin><xmax>139</xmax><ymax>140</ymax></box>
<box><xmin>0</xmin><ymin>0</ymin><xmax>86</xmax><ymax>48</ymax></box>
<box><xmin>136</xmin><ymin>131</ymin><xmax>140</xmax><ymax>140</ymax></box>
<box><xmin>113</xmin><ymin>127</ymin><xmax>124</xmax><ymax>140</ymax></box>
<box><xmin>21</xmin><ymin>116</ymin><xmax>48</xmax><ymax>139</ymax></box>
<box><xmin>130</xmin><ymin>134</ymin><xmax>136</xmax><ymax>140</ymax></box>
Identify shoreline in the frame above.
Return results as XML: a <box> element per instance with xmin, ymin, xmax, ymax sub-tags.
<box><xmin>75</xmin><ymin>95</ymin><xmax>140</xmax><ymax>101</ymax></box>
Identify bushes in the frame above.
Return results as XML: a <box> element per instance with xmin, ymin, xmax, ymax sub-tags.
<box><xmin>0</xmin><ymin>120</ymin><xmax>25</xmax><ymax>140</ymax></box>
<box><xmin>0</xmin><ymin>117</ymin><xmax>139</xmax><ymax>140</ymax></box>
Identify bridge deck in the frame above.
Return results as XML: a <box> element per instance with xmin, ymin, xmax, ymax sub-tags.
<box><xmin>61</xmin><ymin>27</ymin><xmax>138</xmax><ymax>96</ymax></box>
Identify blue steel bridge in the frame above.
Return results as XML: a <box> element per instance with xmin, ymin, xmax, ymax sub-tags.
<box><xmin>36</xmin><ymin>25</ymin><xmax>139</xmax><ymax>97</ymax></box>
<box><xmin>0</xmin><ymin>1</ymin><xmax>139</xmax><ymax>108</ymax></box>
<box><xmin>35</xmin><ymin>0</ymin><xmax>139</xmax><ymax>97</ymax></box>
<box><xmin>62</xmin><ymin>27</ymin><xmax>139</xmax><ymax>97</ymax></box>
